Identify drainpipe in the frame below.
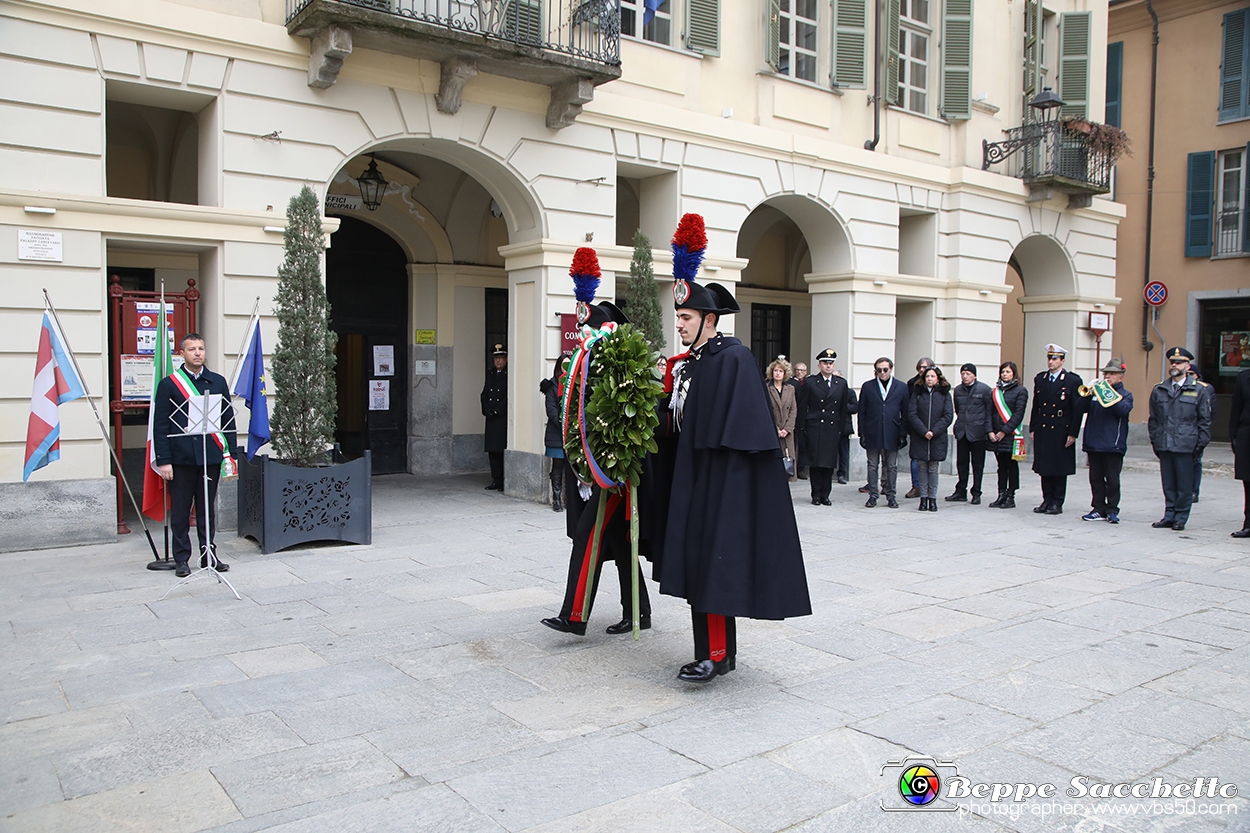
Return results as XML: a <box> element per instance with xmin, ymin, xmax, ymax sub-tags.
<box><xmin>865</xmin><ymin>0</ymin><xmax>882</xmax><ymax>151</ymax></box>
<box><xmin>1141</xmin><ymin>0</ymin><xmax>1159</xmax><ymax>380</ymax></box>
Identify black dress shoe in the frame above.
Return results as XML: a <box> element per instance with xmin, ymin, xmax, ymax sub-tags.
<box><xmin>1152</xmin><ymin>519</ymin><xmax>1175</xmax><ymax>529</ymax></box>
<box><xmin>1171</xmin><ymin>522</ymin><xmax>1186</xmax><ymax>531</ymax></box>
<box><xmin>1232</xmin><ymin>528</ymin><xmax>1250</xmax><ymax>538</ymax></box>
<box><xmin>175</xmin><ymin>562</ymin><xmax>191</xmax><ymax>578</ymax></box>
<box><xmin>606</xmin><ymin>617</ymin><xmax>651</xmax><ymax>634</ymax></box>
<box><xmin>540</xmin><ymin>617</ymin><xmax>587</xmax><ymax>636</ymax></box>
<box><xmin>945</xmin><ymin>492</ymin><xmax>967</xmax><ymax>502</ymax></box>
<box><xmin>677</xmin><ymin>657</ymin><xmax>735</xmax><ymax>682</ymax></box>
<box><xmin>928</xmin><ymin>498</ymin><xmax>938</xmax><ymax>512</ymax></box>
<box><xmin>811</xmin><ymin>497</ymin><xmax>821</xmax><ymax>505</ymax></box>
<box><xmin>1044</xmin><ymin>505</ymin><xmax>1062</xmax><ymax>515</ymax></box>
<box><xmin>200</xmin><ymin>555</ymin><xmax>229</xmax><ymax>572</ymax></box>
<box><xmin>1034</xmin><ymin>503</ymin><xmax>1048</xmax><ymax>513</ymax></box>
<box><xmin>970</xmin><ymin>495</ymin><xmax>981</xmax><ymax>505</ymax></box>
<box><xmin>820</xmin><ymin>498</ymin><xmax>832</xmax><ymax>506</ymax></box>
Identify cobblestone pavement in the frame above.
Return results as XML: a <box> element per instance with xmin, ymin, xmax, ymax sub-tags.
<box><xmin>2</xmin><ymin>461</ymin><xmax>1248</xmax><ymax>832</ymax></box>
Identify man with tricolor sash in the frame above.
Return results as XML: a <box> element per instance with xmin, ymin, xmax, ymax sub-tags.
<box><xmin>153</xmin><ymin>333</ymin><xmax>238</xmax><ymax>577</ymax></box>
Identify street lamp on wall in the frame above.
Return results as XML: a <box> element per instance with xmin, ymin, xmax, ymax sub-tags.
<box><xmin>1028</xmin><ymin>87</ymin><xmax>1066</xmax><ymax>123</ymax></box>
<box><xmin>356</xmin><ymin>155</ymin><xmax>387</xmax><ymax>211</ymax></box>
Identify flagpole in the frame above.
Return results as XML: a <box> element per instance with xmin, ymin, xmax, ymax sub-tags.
<box><xmin>228</xmin><ymin>297</ymin><xmax>261</xmax><ymax>392</ymax></box>
<box><xmin>42</xmin><ymin>290</ymin><xmax>161</xmax><ymax>562</ymax></box>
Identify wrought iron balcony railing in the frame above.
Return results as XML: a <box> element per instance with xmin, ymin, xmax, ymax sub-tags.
<box><xmin>287</xmin><ymin>0</ymin><xmax>621</xmax><ymax>128</ymax></box>
<box><xmin>983</xmin><ymin>120</ymin><xmax>1115</xmax><ymax>209</ymax></box>
<box><xmin>287</xmin><ymin>0</ymin><xmax>620</xmax><ymax>65</ymax></box>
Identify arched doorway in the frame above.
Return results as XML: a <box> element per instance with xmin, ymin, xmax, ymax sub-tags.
<box><xmin>736</xmin><ymin>203</ymin><xmax>813</xmax><ymax>370</ymax></box>
<box><xmin>1009</xmin><ymin>234</ymin><xmax>1080</xmax><ymax>386</ymax></box>
<box><xmin>326</xmin><ymin>216</ymin><xmax>409</xmax><ymax>474</ymax></box>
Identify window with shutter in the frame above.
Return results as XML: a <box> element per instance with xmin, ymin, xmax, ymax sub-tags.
<box><xmin>1220</xmin><ymin>8</ymin><xmax>1249</xmax><ymax>123</ymax></box>
<box><xmin>885</xmin><ymin>0</ymin><xmax>901</xmax><ymax>105</ymax></box>
<box><xmin>1057</xmin><ymin>11</ymin><xmax>1090</xmax><ymax>118</ymax></box>
<box><xmin>833</xmin><ymin>0</ymin><xmax>867</xmax><ymax>89</ymax></box>
<box><xmin>1186</xmin><ymin>151</ymin><xmax>1216</xmax><ymax>258</ymax></box>
<box><xmin>686</xmin><ymin>0</ymin><xmax>720</xmax><ymax>55</ymax></box>
<box><xmin>941</xmin><ymin>0</ymin><xmax>971</xmax><ymax>119</ymax></box>
<box><xmin>775</xmin><ymin>0</ymin><xmax>820</xmax><ymax>81</ymax></box>
<box><xmin>1216</xmin><ymin>148</ymin><xmax>1248</xmax><ymax>255</ymax></box>
<box><xmin>1022</xmin><ymin>0</ymin><xmax>1042</xmax><ymax>120</ymax></box>
<box><xmin>896</xmin><ymin>0</ymin><xmax>928</xmax><ymax>113</ymax></box>
<box><xmin>767</xmin><ymin>0</ymin><xmax>781</xmax><ymax>70</ymax></box>
<box><xmin>1106</xmin><ymin>41</ymin><xmax>1123</xmax><ymax>128</ymax></box>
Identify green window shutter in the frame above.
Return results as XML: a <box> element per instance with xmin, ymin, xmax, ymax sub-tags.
<box><xmin>1243</xmin><ymin>142</ymin><xmax>1250</xmax><ymax>252</ymax></box>
<box><xmin>505</xmin><ymin>0</ymin><xmax>542</xmax><ymax>44</ymax></box>
<box><xmin>767</xmin><ymin>0</ymin><xmax>781</xmax><ymax>71</ymax></box>
<box><xmin>885</xmin><ymin>0</ymin><xmax>901</xmax><ymax>105</ymax></box>
<box><xmin>1105</xmin><ymin>41</ymin><xmax>1123</xmax><ymax>127</ymax></box>
<box><xmin>686</xmin><ymin>0</ymin><xmax>720</xmax><ymax>56</ymax></box>
<box><xmin>941</xmin><ymin>0</ymin><xmax>972</xmax><ymax>119</ymax></box>
<box><xmin>1058</xmin><ymin>11</ymin><xmax>1090</xmax><ymax>118</ymax></box>
<box><xmin>1185</xmin><ymin>151</ymin><xmax>1215</xmax><ymax>258</ymax></box>
<box><xmin>1220</xmin><ymin>9</ymin><xmax>1249</xmax><ymax>122</ymax></box>
<box><xmin>1023</xmin><ymin>0</ymin><xmax>1041</xmax><ymax>121</ymax></box>
<box><xmin>832</xmin><ymin>0</ymin><xmax>867</xmax><ymax>89</ymax></box>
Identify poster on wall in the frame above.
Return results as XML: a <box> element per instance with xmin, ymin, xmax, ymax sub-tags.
<box><xmin>120</xmin><ymin>354</ymin><xmax>183</xmax><ymax>400</ymax></box>
<box><xmin>134</xmin><ymin>302</ymin><xmax>176</xmax><ymax>356</ymax></box>
<box><xmin>1220</xmin><ymin>331</ymin><xmax>1250</xmax><ymax>375</ymax></box>
<box><xmin>369</xmin><ymin>379</ymin><xmax>390</xmax><ymax>410</ymax></box>
<box><xmin>373</xmin><ymin>345</ymin><xmax>394</xmax><ymax>376</ymax></box>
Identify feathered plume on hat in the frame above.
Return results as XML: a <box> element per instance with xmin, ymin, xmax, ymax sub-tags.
<box><xmin>570</xmin><ymin>247</ymin><xmax>601</xmax><ymax>326</ymax></box>
<box><xmin>671</xmin><ymin>214</ymin><xmax>707</xmax><ymax>305</ymax></box>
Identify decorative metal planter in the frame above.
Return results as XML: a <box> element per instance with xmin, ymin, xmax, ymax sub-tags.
<box><xmin>238</xmin><ymin>450</ymin><xmax>372</xmax><ymax>554</ymax></box>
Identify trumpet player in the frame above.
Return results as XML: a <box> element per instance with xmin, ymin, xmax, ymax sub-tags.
<box><xmin>1079</xmin><ymin>359</ymin><xmax>1134</xmax><ymax>523</ymax></box>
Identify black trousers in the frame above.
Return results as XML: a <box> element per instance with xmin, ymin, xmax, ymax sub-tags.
<box><xmin>1039</xmin><ymin>475</ymin><xmax>1068</xmax><ymax>508</ymax></box>
<box><xmin>488</xmin><ymin>451</ymin><xmax>504</xmax><ymax>486</ymax></box>
<box><xmin>995</xmin><ymin>452</ymin><xmax>1020</xmax><ymax>493</ymax></box>
<box><xmin>1242</xmin><ymin>480</ymin><xmax>1250</xmax><ymax>529</ymax></box>
<box><xmin>1159</xmin><ymin>451</ymin><xmax>1196</xmax><ymax>523</ymax></box>
<box><xmin>809</xmin><ymin>467</ymin><xmax>834</xmax><ymax>502</ymax></box>
<box><xmin>691</xmin><ymin>610</ymin><xmax>736</xmax><ymax>662</ymax></box>
<box><xmin>170</xmin><ymin>463</ymin><xmax>220</xmax><ymax>565</ymax></box>
<box><xmin>954</xmin><ymin>438</ymin><xmax>987</xmax><ymax>496</ymax></box>
<box><xmin>1087</xmin><ymin>451</ymin><xmax>1124</xmax><ymax>515</ymax></box>
<box><xmin>558</xmin><ymin>489</ymin><xmax>651</xmax><ymax>623</ymax></box>
<box><xmin>836</xmin><ymin>434</ymin><xmax>850</xmax><ymax>479</ymax></box>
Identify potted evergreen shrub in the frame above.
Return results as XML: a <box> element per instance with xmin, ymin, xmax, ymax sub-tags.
<box><xmin>238</xmin><ymin>185</ymin><xmax>372</xmax><ymax>553</ymax></box>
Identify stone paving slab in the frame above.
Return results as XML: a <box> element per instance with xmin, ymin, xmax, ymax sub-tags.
<box><xmin>3</xmin><ymin>468</ymin><xmax>1249</xmax><ymax>831</ymax></box>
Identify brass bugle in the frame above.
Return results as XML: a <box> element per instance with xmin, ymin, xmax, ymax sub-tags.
<box><xmin>1077</xmin><ymin>384</ymin><xmax>1094</xmax><ymax>397</ymax></box>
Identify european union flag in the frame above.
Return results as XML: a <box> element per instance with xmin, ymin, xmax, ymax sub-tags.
<box><xmin>231</xmin><ymin>316</ymin><xmax>270</xmax><ymax>459</ymax></box>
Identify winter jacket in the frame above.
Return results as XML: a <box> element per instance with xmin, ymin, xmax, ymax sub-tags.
<box><xmin>1148</xmin><ymin>375</ymin><xmax>1212</xmax><ymax>454</ymax></box>
<box><xmin>857</xmin><ymin>376</ymin><xmax>909</xmax><ymax>450</ymax></box>
<box><xmin>908</xmin><ymin>381</ymin><xmax>953</xmax><ymax>462</ymax></box>
<box><xmin>540</xmin><ymin>377</ymin><xmax>563</xmax><ymax>451</ymax></box>
<box><xmin>952</xmin><ymin>380</ymin><xmax>993</xmax><ymax>441</ymax></box>
<box><xmin>1079</xmin><ymin>382</ymin><xmax>1133</xmax><ymax>454</ymax></box>
<box><xmin>987</xmin><ymin>380</ymin><xmax>1028</xmax><ymax>455</ymax></box>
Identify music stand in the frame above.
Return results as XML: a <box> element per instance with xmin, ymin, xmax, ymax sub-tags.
<box><xmin>159</xmin><ymin>392</ymin><xmax>241</xmax><ymax>601</ymax></box>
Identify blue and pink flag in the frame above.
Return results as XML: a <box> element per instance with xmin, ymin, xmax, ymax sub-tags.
<box><xmin>23</xmin><ymin>311</ymin><xmax>87</xmax><ymax>481</ymax></box>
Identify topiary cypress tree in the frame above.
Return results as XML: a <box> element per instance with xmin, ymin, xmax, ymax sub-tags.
<box><xmin>624</xmin><ymin>229</ymin><xmax>667</xmax><ymax>355</ymax></box>
<box><xmin>270</xmin><ymin>185</ymin><xmax>338</xmax><ymax>467</ymax></box>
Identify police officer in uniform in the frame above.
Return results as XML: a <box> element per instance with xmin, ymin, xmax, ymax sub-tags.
<box><xmin>797</xmin><ymin>349</ymin><xmax>858</xmax><ymax>506</ymax></box>
<box><xmin>1148</xmin><ymin>347</ymin><xmax>1212</xmax><ymax>532</ymax></box>
<box><xmin>481</xmin><ymin>344</ymin><xmax>507</xmax><ymax>490</ymax></box>
<box><xmin>1030</xmin><ymin>344</ymin><xmax>1083</xmax><ymax>514</ymax></box>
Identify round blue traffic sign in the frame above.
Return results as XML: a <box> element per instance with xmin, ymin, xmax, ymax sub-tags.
<box><xmin>1144</xmin><ymin>281</ymin><xmax>1168</xmax><ymax>307</ymax></box>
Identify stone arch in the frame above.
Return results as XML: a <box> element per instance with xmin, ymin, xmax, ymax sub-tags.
<box><xmin>1008</xmin><ymin>233</ymin><xmax>1082</xmax><ymax>385</ymax></box>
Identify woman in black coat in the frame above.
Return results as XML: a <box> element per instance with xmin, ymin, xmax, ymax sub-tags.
<box><xmin>987</xmin><ymin>361</ymin><xmax>1029</xmax><ymax>509</ymax></box>
<box><xmin>1231</xmin><ymin>368</ymin><xmax>1250</xmax><ymax>538</ymax></box>
<box><xmin>539</xmin><ymin>358</ymin><xmax>569</xmax><ymax>514</ymax></box>
<box><xmin>908</xmin><ymin>366</ymin><xmax>953</xmax><ymax>511</ymax></box>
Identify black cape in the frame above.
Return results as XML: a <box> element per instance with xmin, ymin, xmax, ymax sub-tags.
<box><xmin>656</xmin><ymin>336</ymin><xmax>811</xmax><ymax>620</ymax></box>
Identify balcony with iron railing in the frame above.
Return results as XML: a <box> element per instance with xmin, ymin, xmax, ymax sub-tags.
<box><xmin>286</xmin><ymin>0</ymin><xmax>621</xmax><ymax>128</ymax></box>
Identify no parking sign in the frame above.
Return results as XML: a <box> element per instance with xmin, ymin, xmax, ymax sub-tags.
<box><xmin>1144</xmin><ymin>281</ymin><xmax>1168</xmax><ymax>307</ymax></box>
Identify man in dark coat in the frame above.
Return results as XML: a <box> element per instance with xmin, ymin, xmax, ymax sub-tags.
<box><xmin>857</xmin><ymin>357</ymin><xmax>908</xmax><ymax>508</ymax></box>
<box><xmin>797</xmin><ymin>349</ymin><xmax>858</xmax><ymax>506</ymax></box>
<box><xmin>1078</xmin><ymin>357</ymin><xmax>1133</xmax><ymax>523</ymax></box>
<box><xmin>153</xmin><ymin>333</ymin><xmax>238</xmax><ymax>577</ymax></box>
<box><xmin>1230</xmin><ymin>367</ymin><xmax>1250</xmax><ymax>538</ymax></box>
<box><xmin>948</xmin><ymin>363</ymin><xmax>993</xmax><ymax>504</ymax></box>
<box><xmin>655</xmin><ymin>275</ymin><xmax>810</xmax><ymax>683</ymax></box>
<box><xmin>1148</xmin><ymin>347</ymin><xmax>1212</xmax><ymax>532</ymax></box>
<box><xmin>480</xmin><ymin>344</ymin><xmax>507</xmax><ymax>490</ymax></box>
<box><xmin>1030</xmin><ymin>344</ymin><xmax>1083</xmax><ymax>515</ymax></box>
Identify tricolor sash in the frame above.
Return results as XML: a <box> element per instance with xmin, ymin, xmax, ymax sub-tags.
<box><xmin>992</xmin><ymin>386</ymin><xmax>1026</xmax><ymax>461</ymax></box>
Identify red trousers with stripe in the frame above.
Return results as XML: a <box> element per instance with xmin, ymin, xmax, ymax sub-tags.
<box><xmin>691</xmin><ymin>610</ymin><xmax>736</xmax><ymax>662</ymax></box>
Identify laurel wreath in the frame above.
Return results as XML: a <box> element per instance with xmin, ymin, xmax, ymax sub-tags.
<box><xmin>565</xmin><ymin>323</ymin><xmax>663</xmax><ymax>489</ymax></box>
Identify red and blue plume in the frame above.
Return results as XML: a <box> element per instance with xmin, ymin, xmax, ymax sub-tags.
<box><xmin>570</xmin><ymin>247</ymin><xmax>601</xmax><ymax>303</ymax></box>
<box><xmin>671</xmin><ymin>213</ymin><xmax>707</xmax><ymax>282</ymax></box>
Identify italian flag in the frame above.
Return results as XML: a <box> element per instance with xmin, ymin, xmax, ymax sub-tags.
<box><xmin>141</xmin><ymin>299</ymin><xmax>173</xmax><ymax>521</ymax></box>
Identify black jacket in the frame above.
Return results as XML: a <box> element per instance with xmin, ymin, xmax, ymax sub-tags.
<box><xmin>908</xmin><ymin>380</ymin><xmax>953</xmax><ymax>462</ymax></box>
<box><xmin>797</xmin><ymin>373</ymin><xmax>858</xmax><ymax>469</ymax></box>
<box><xmin>152</xmin><ymin>367</ymin><xmax>238</xmax><ymax>466</ymax></box>
<box><xmin>952</xmin><ymin>379</ymin><xmax>993</xmax><ymax>441</ymax></box>
<box><xmin>1231</xmin><ymin>369</ymin><xmax>1250</xmax><ymax>481</ymax></box>
<box><xmin>857</xmin><ymin>376</ymin><xmax>909</xmax><ymax>450</ymax></box>
<box><xmin>481</xmin><ymin>368</ymin><xmax>507</xmax><ymax>453</ymax></box>
<box><xmin>540</xmin><ymin>377</ymin><xmax>562</xmax><ymax>451</ymax></box>
<box><xmin>987</xmin><ymin>380</ymin><xmax>1028</xmax><ymax>454</ymax></box>
<box><xmin>1030</xmin><ymin>369</ymin><xmax>1083</xmax><ymax>476</ymax></box>
<box><xmin>1148</xmin><ymin>375</ymin><xmax>1212</xmax><ymax>454</ymax></box>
